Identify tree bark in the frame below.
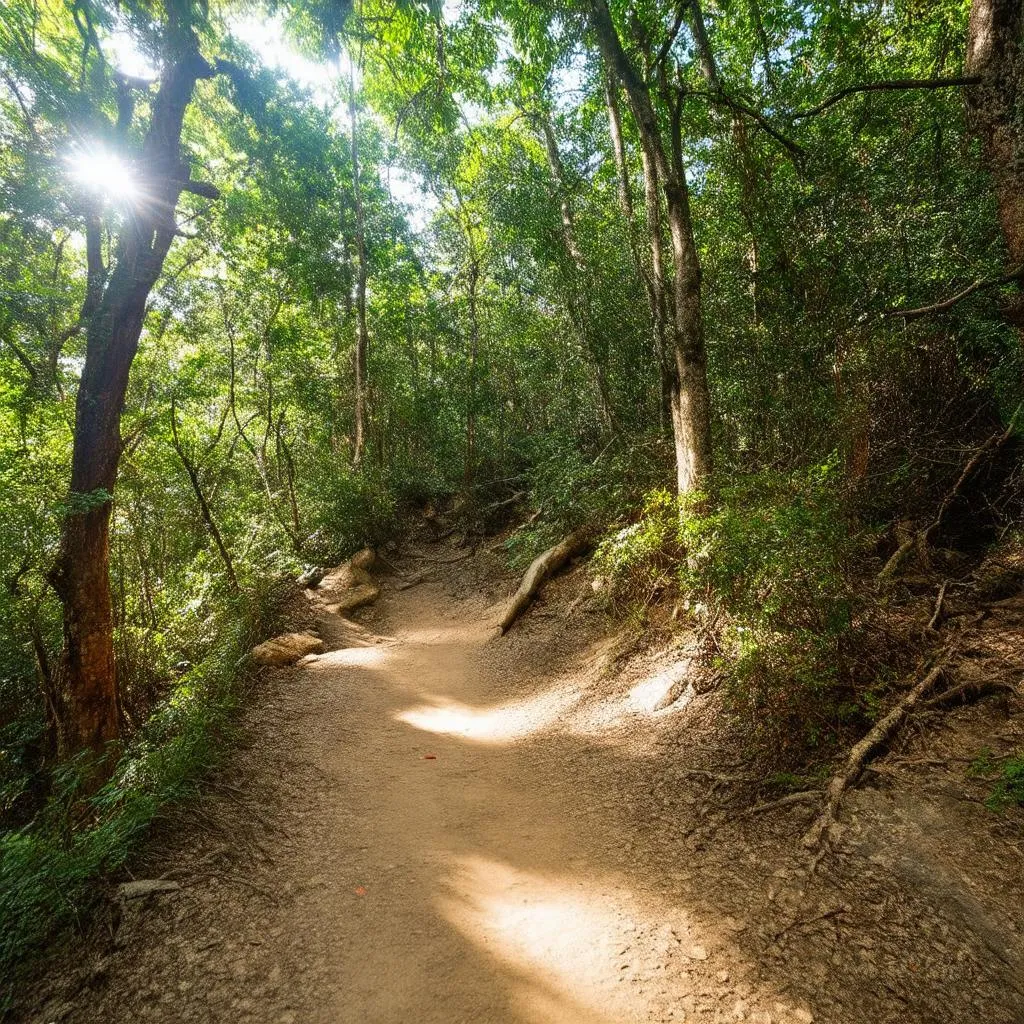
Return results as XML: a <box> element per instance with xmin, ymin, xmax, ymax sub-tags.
<box><xmin>349</xmin><ymin>63</ymin><xmax>370</xmax><ymax>465</ymax></box>
<box><xmin>49</xmin><ymin>49</ymin><xmax>217</xmax><ymax>761</ymax></box>
<box><xmin>588</xmin><ymin>0</ymin><xmax>713</xmax><ymax>493</ymax></box>
<box><xmin>604</xmin><ymin>68</ymin><xmax>669</xmax><ymax>428</ymax></box>
<box><xmin>966</xmin><ymin>0</ymin><xmax>1024</xmax><ymax>329</ymax></box>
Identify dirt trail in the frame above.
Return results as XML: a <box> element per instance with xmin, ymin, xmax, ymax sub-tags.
<box><xmin>29</xmin><ymin>547</ymin><xmax>1024</xmax><ymax>1024</ymax></box>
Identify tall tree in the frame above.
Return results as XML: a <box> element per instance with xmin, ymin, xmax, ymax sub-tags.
<box><xmin>47</xmin><ymin>4</ymin><xmax>229</xmax><ymax>759</ymax></box>
<box><xmin>588</xmin><ymin>0</ymin><xmax>713</xmax><ymax>494</ymax></box>
<box><xmin>966</xmin><ymin>0</ymin><xmax>1024</xmax><ymax>327</ymax></box>
<box><xmin>349</xmin><ymin>60</ymin><xmax>370</xmax><ymax>466</ymax></box>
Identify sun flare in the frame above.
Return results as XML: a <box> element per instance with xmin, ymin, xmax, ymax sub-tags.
<box><xmin>68</xmin><ymin>146</ymin><xmax>140</xmax><ymax>203</ymax></box>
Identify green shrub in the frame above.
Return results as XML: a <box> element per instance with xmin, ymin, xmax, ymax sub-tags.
<box><xmin>0</xmin><ymin>574</ymin><xmax>292</xmax><ymax>984</ymax></box>
<box><xmin>300</xmin><ymin>466</ymin><xmax>399</xmax><ymax>564</ymax></box>
<box><xmin>596</xmin><ymin>462</ymin><xmax>860</xmax><ymax>764</ymax></box>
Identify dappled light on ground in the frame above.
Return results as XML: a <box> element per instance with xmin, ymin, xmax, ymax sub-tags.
<box><xmin>627</xmin><ymin>661</ymin><xmax>694</xmax><ymax>713</ymax></box>
<box><xmin>313</xmin><ymin>646</ymin><xmax>393</xmax><ymax>669</ymax></box>
<box><xmin>438</xmin><ymin>855</ymin><xmax>708</xmax><ymax>1024</ymax></box>
<box><xmin>394</xmin><ymin>651</ymin><xmax>696</xmax><ymax>752</ymax></box>
<box><xmin>394</xmin><ymin>687</ymin><xmax>583</xmax><ymax>743</ymax></box>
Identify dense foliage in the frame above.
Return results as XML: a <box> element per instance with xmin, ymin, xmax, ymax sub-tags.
<box><xmin>1</xmin><ymin>0</ymin><xmax>1022</xmax><ymax>978</ymax></box>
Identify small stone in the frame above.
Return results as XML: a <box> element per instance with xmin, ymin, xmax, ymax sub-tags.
<box><xmin>117</xmin><ymin>879</ymin><xmax>181</xmax><ymax>900</ymax></box>
<box><xmin>686</xmin><ymin>944</ymin><xmax>709</xmax><ymax>961</ymax></box>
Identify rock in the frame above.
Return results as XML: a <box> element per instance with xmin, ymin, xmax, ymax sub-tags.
<box><xmin>686</xmin><ymin>943</ymin><xmax>709</xmax><ymax>961</ymax></box>
<box><xmin>117</xmin><ymin>879</ymin><xmax>181</xmax><ymax>900</ymax></box>
<box><xmin>317</xmin><ymin>552</ymin><xmax>380</xmax><ymax>615</ymax></box>
<box><xmin>350</xmin><ymin>547</ymin><xmax>376</xmax><ymax>571</ymax></box>
<box><xmin>297</xmin><ymin>566</ymin><xmax>326</xmax><ymax>588</ymax></box>
<box><xmin>251</xmin><ymin>632</ymin><xmax>324</xmax><ymax>666</ymax></box>
<box><xmin>329</xmin><ymin>583</ymin><xmax>380</xmax><ymax>615</ymax></box>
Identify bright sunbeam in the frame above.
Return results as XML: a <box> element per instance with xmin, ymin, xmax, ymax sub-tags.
<box><xmin>68</xmin><ymin>146</ymin><xmax>140</xmax><ymax>204</ymax></box>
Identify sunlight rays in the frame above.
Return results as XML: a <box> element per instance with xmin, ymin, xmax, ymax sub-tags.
<box><xmin>66</xmin><ymin>146</ymin><xmax>140</xmax><ymax>204</ymax></box>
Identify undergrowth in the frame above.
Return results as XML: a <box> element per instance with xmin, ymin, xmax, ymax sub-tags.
<box><xmin>970</xmin><ymin>748</ymin><xmax>1024</xmax><ymax>810</ymax></box>
<box><xmin>0</xmin><ymin>575</ymin><xmax>293</xmax><ymax>992</ymax></box>
<box><xmin>594</xmin><ymin>462</ymin><xmax>866</xmax><ymax>765</ymax></box>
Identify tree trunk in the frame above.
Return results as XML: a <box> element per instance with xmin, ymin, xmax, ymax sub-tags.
<box><xmin>465</xmin><ymin>259</ymin><xmax>480</xmax><ymax>486</ymax></box>
<box><xmin>170</xmin><ymin>398</ymin><xmax>240</xmax><ymax>593</ymax></box>
<box><xmin>589</xmin><ymin>0</ymin><xmax>713</xmax><ymax>492</ymax></box>
<box><xmin>349</xmin><ymin>64</ymin><xmax>370</xmax><ymax>465</ymax></box>
<box><xmin>49</xmin><ymin>50</ymin><xmax>217</xmax><ymax>761</ymax></box>
<box><xmin>966</xmin><ymin>0</ymin><xmax>1024</xmax><ymax>331</ymax></box>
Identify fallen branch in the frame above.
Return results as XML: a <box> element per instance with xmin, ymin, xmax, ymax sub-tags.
<box><xmin>498</xmin><ymin>529</ymin><xmax>592</xmax><ymax>635</ymax></box>
<box><xmin>879</xmin><ymin>409</ymin><xmax>1022</xmax><ymax>580</ymax></box>
<box><xmin>802</xmin><ymin>663</ymin><xmax>946</xmax><ymax>851</ymax></box>
<box><xmin>920</xmin><ymin>677</ymin><xmax>1016</xmax><ymax>709</ymax></box>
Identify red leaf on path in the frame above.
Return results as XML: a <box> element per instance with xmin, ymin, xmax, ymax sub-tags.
<box><xmin>353</xmin><ymin>886</ymin><xmax>367</xmax><ymax>896</ymax></box>
<box><xmin>423</xmin><ymin>754</ymin><xmax>437</xmax><ymax>760</ymax></box>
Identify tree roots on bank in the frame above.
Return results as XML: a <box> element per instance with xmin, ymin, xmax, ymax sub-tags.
<box><xmin>498</xmin><ymin>529</ymin><xmax>592</xmax><ymax>635</ymax></box>
<box><xmin>802</xmin><ymin>663</ymin><xmax>947</xmax><ymax>852</ymax></box>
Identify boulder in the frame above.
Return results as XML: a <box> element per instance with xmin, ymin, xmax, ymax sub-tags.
<box><xmin>350</xmin><ymin>547</ymin><xmax>377</xmax><ymax>571</ymax></box>
<box><xmin>328</xmin><ymin>583</ymin><xmax>380</xmax><ymax>615</ymax></box>
<box><xmin>297</xmin><ymin>566</ymin><xmax>326</xmax><ymax>588</ymax></box>
<box><xmin>251</xmin><ymin>632</ymin><xmax>324</xmax><ymax>666</ymax></box>
<box><xmin>317</xmin><ymin>549</ymin><xmax>380</xmax><ymax>615</ymax></box>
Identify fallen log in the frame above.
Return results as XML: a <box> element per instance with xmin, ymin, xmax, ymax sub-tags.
<box><xmin>802</xmin><ymin>663</ymin><xmax>946</xmax><ymax>851</ymax></box>
<box><xmin>498</xmin><ymin>529</ymin><xmax>591</xmax><ymax>635</ymax></box>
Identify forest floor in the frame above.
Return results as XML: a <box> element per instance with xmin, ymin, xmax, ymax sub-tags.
<box><xmin>22</xmin><ymin>537</ymin><xmax>1024</xmax><ymax>1024</ymax></box>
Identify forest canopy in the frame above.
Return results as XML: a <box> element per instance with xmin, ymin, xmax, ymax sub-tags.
<box><xmin>1</xmin><ymin>0</ymin><xmax>1022</xmax><ymax>977</ymax></box>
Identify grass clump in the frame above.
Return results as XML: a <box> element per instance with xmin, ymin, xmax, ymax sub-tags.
<box><xmin>970</xmin><ymin>748</ymin><xmax>1024</xmax><ymax>811</ymax></box>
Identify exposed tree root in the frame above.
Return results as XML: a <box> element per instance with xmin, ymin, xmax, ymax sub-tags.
<box><xmin>920</xmin><ymin>677</ymin><xmax>1016</xmax><ymax>709</ymax></box>
<box><xmin>498</xmin><ymin>529</ymin><xmax>591</xmax><ymax>634</ymax></box>
<box><xmin>747</xmin><ymin>790</ymin><xmax>822</xmax><ymax>815</ymax></box>
<box><xmin>802</xmin><ymin>664</ymin><xmax>947</xmax><ymax>851</ymax></box>
<box><xmin>927</xmin><ymin>581</ymin><xmax>948</xmax><ymax>631</ymax></box>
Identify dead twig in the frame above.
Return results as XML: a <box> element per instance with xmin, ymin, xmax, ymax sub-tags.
<box><xmin>888</xmin><ymin>263</ymin><xmax>1024</xmax><ymax>320</ymax></box>
<box><xmin>880</xmin><ymin>409</ymin><xmax>1021</xmax><ymax>580</ymax></box>
<box><xmin>920</xmin><ymin>677</ymin><xmax>1016</xmax><ymax>709</ymax></box>
<box><xmin>773</xmin><ymin>905</ymin><xmax>848</xmax><ymax>941</ymax></box>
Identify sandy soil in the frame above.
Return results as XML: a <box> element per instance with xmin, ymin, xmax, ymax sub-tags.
<box><xmin>25</xmin><ymin>544</ymin><xmax>1024</xmax><ymax>1024</ymax></box>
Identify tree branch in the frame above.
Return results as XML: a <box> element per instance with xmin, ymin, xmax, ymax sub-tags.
<box><xmin>888</xmin><ymin>263</ymin><xmax>1024</xmax><ymax>321</ymax></box>
<box><xmin>687</xmin><ymin>88</ymin><xmax>805</xmax><ymax>163</ymax></box>
<box><xmin>791</xmin><ymin>76</ymin><xmax>981</xmax><ymax>120</ymax></box>
<box><xmin>175</xmin><ymin>179</ymin><xmax>221</xmax><ymax>200</ymax></box>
